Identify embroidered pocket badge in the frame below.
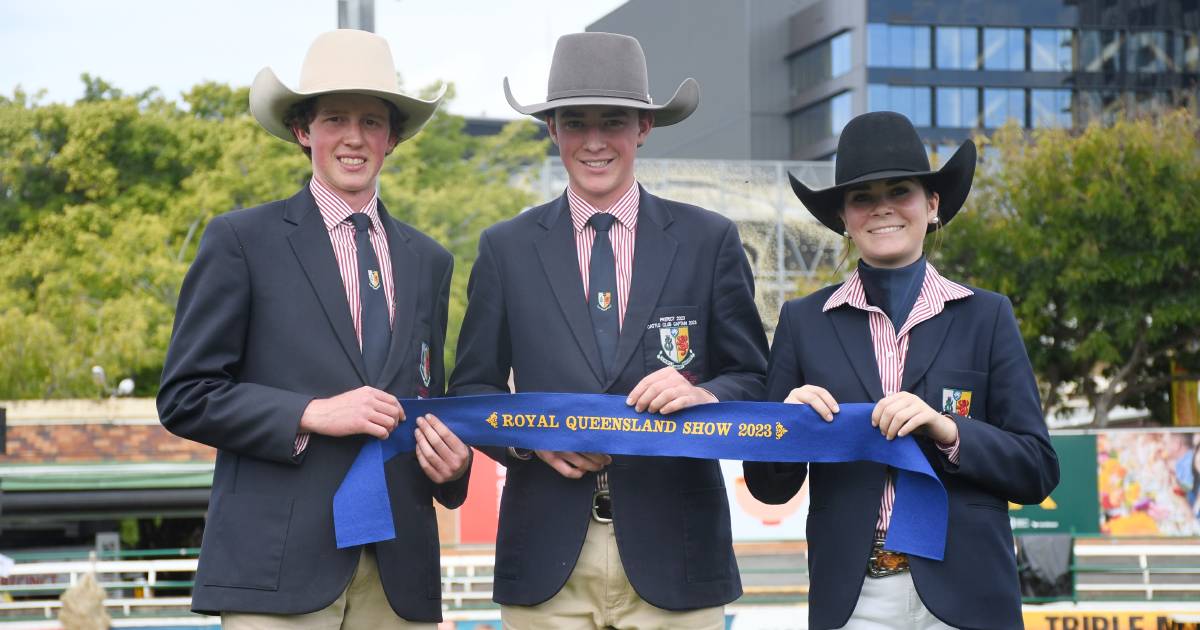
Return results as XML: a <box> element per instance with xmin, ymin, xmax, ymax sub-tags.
<box><xmin>941</xmin><ymin>388</ymin><xmax>972</xmax><ymax>417</ymax></box>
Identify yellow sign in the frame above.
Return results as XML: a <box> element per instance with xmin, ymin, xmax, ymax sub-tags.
<box><xmin>1024</xmin><ymin>610</ymin><xmax>1200</xmax><ymax>630</ymax></box>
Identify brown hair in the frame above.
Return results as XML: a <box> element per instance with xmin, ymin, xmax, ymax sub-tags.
<box><xmin>283</xmin><ymin>95</ymin><xmax>408</xmax><ymax>157</ymax></box>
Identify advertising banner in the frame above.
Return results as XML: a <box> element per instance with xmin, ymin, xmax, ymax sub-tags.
<box><xmin>1098</xmin><ymin>431</ymin><xmax>1200</xmax><ymax>536</ymax></box>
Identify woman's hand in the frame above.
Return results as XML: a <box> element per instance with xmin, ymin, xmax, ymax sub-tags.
<box><xmin>872</xmin><ymin>392</ymin><xmax>958</xmax><ymax>444</ymax></box>
<box><xmin>783</xmin><ymin>385</ymin><xmax>840</xmax><ymax>422</ymax></box>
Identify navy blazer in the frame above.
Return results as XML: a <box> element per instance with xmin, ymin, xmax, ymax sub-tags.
<box><xmin>158</xmin><ymin>187</ymin><xmax>468</xmax><ymax>621</ymax></box>
<box><xmin>744</xmin><ymin>282</ymin><xmax>1059</xmax><ymax>630</ymax></box>
<box><xmin>449</xmin><ymin>187</ymin><xmax>768</xmax><ymax>610</ymax></box>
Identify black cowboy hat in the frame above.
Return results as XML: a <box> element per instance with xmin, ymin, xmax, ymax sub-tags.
<box><xmin>788</xmin><ymin>111</ymin><xmax>977</xmax><ymax>234</ymax></box>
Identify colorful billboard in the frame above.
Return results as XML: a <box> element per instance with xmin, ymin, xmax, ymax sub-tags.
<box><xmin>1098</xmin><ymin>431</ymin><xmax>1200</xmax><ymax>536</ymax></box>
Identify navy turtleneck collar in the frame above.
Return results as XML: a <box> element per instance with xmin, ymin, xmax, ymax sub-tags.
<box><xmin>857</xmin><ymin>256</ymin><xmax>927</xmax><ymax>333</ymax></box>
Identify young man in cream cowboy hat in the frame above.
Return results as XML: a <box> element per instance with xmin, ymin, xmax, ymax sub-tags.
<box><xmin>158</xmin><ymin>29</ymin><xmax>471</xmax><ymax>628</ymax></box>
<box><xmin>450</xmin><ymin>32</ymin><xmax>769</xmax><ymax>628</ymax></box>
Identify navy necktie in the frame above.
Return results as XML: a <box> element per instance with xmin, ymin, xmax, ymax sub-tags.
<box><xmin>348</xmin><ymin>213</ymin><xmax>391</xmax><ymax>384</ymax></box>
<box><xmin>588</xmin><ymin>213</ymin><xmax>619</xmax><ymax>380</ymax></box>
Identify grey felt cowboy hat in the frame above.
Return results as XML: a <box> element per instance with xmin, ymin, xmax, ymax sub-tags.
<box><xmin>249</xmin><ymin>29</ymin><xmax>446</xmax><ymax>144</ymax></box>
<box><xmin>789</xmin><ymin>111</ymin><xmax>977</xmax><ymax>235</ymax></box>
<box><xmin>503</xmin><ymin>32</ymin><xmax>699</xmax><ymax>127</ymax></box>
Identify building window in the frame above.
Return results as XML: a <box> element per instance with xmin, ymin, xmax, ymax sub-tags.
<box><xmin>791</xmin><ymin>91</ymin><xmax>854</xmax><ymax>149</ymax></box>
<box><xmin>984</xmin><ymin>28</ymin><xmax>1026</xmax><ymax>70</ymax></box>
<box><xmin>936</xmin><ymin>87</ymin><xmax>979</xmax><ymax>128</ymax></box>
<box><xmin>1126</xmin><ymin>31</ymin><xmax>1168</xmax><ymax>73</ymax></box>
<box><xmin>1176</xmin><ymin>32</ymin><xmax>1199</xmax><ymax>72</ymax></box>
<box><xmin>1131</xmin><ymin>91</ymin><xmax>1169</xmax><ymax>117</ymax></box>
<box><xmin>790</xmin><ymin>31</ymin><xmax>852</xmax><ymax>97</ymax></box>
<box><xmin>1031</xmin><ymin>89</ymin><xmax>1072</xmax><ymax>128</ymax></box>
<box><xmin>983</xmin><ymin>88</ymin><xmax>1026</xmax><ymax>128</ymax></box>
<box><xmin>1031</xmin><ymin>29</ymin><xmax>1073</xmax><ymax>71</ymax></box>
<box><xmin>868</xmin><ymin>84</ymin><xmax>932</xmax><ymax>126</ymax></box>
<box><xmin>1080</xmin><ymin>30</ymin><xmax>1121</xmax><ymax>73</ymax></box>
<box><xmin>1077</xmin><ymin>91</ymin><xmax>1124</xmax><ymax>126</ymax></box>
<box><xmin>936</xmin><ymin>26</ymin><xmax>979</xmax><ymax>70</ymax></box>
<box><xmin>932</xmin><ymin>143</ymin><xmax>965</xmax><ymax>167</ymax></box>
<box><xmin>867</xmin><ymin>23</ymin><xmax>931</xmax><ymax>68</ymax></box>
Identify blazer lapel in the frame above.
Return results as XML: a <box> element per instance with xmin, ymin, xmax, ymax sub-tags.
<box><xmin>900</xmin><ymin>308</ymin><xmax>955</xmax><ymax>393</ymax></box>
<box><xmin>533</xmin><ymin>196</ymin><xmax>606</xmax><ymax>385</ymax></box>
<box><xmin>828</xmin><ymin>306</ymin><xmax>885</xmax><ymax>401</ymax></box>
<box><xmin>376</xmin><ymin>202</ymin><xmax>419</xmax><ymax>391</ymax></box>
<box><xmin>284</xmin><ymin>188</ymin><xmax>368</xmax><ymax>383</ymax></box>
<box><xmin>608</xmin><ymin>189</ymin><xmax>677</xmax><ymax>388</ymax></box>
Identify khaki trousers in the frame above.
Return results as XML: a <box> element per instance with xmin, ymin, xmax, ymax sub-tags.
<box><xmin>222</xmin><ymin>547</ymin><xmax>436</xmax><ymax>630</ymax></box>
<box><xmin>501</xmin><ymin>519</ymin><xmax>725</xmax><ymax>630</ymax></box>
<box><xmin>837</xmin><ymin>570</ymin><xmax>957</xmax><ymax>630</ymax></box>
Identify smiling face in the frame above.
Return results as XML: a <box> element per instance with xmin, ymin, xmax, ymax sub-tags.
<box><xmin>841</xmin><ymin>178</ymin><xmax>939</xmax><ymax>269</ymax></box>
<box><xmin>293</xmin><ymin>93</ymin><xmax>398</xmax><ymax>209</ymax></box>
<box><xmin>547</xmin><ymin>105</ymin><xmax>652</xmax><ymax>209</ymax></box>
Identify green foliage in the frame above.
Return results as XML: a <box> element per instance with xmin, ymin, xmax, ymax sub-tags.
<box><xmin>0</xmin><ymin>77</ymin><xmax>545</xmax><ymax>398</ymax></box>
<box><xmin>935</xmin><ymin>112</ymin><xmax>1200</xmax><ymax>425</ymax></box>
<box><xmin>380</xmin><ymin>110</ymin><xmax>545</xmax><ymax>367</ymax></box>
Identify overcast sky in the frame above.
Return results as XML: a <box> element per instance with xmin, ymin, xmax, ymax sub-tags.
<box><xmin>0</xmin><ymin>0</ymin><xmax>626</xmax><ymax>118</ymax></box>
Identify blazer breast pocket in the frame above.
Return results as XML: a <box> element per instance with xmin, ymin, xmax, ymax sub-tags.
<box><xmin>925</xmin><ymin>368</ymin><xmax>988</xmax><ymax>419</ymax></box>
<box><xmin>642</xmin><ymin>306</ymin><xmax>703</xmax><ymax>382</ymax></box>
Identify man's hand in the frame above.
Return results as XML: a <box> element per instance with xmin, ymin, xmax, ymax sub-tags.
<box><xmin>534</xmin><ymin>451</ymin><xmax>612</xmax><ymax>479</ymax></box>
<box><xmin>872</xmin><ymin>392</ymin><xmax>958</xmax><ymax>444</ymax></box>
<box><xmin>299</xmin><ymin>386</ymin><xmax>403</xmax><ymax>439</ymax></box>
<box><xmin>783</xmin><ymin>385</ymin><xmax>840</xmax><ymax>421</ymax></box>
<box><xmin>626</xmin><ymin>366</ymin><xmax>718</xmax><ymax>414</ymax></box>
<box><xmin>414</xmin><ymin>414</ymin><xmax>472</xmax><ymax>483</ymax></box>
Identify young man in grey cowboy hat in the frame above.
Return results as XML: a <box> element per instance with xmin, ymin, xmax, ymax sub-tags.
<box><xmin>158</xmin><ymin>29</ymin><xmax>471</xmax><ymax>628</ymax></box>
<box><xmin>450</xmin><ymin>32</ymin><xmax>769</xmax><ymax>628</ymax></box>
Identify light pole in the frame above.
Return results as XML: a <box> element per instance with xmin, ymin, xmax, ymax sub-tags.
<box><xmin>91</xmin><ymin>365</ymin><xmax>134</xmax><ymax>398</ymax></box>
<box><xmin>338</xmin><ymin>0</ymin><xmax>375</xmax><ymax>32</ymax></box>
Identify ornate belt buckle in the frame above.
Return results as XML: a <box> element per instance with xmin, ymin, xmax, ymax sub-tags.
<box><xmin>867</xmin><ymin>541</ymin><xmax>909</xmax><ymax>578</ymax></box>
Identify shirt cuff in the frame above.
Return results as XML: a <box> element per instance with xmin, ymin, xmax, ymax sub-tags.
<box><xmin>935</xmin><ymin>418</ymin><xmax>960</xmax><ymax>465</ymax></box>
<box><xmin>293</xmin><ymin>432</ymin><xmax>310</xmax><ymax>457</ymax></box>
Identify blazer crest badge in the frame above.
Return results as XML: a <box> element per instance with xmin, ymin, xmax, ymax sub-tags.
<box><xmin>657</xmin><ymin>325</ymin><xmax>695</xmax><ymax>369</ymax></box>
<box><xmin>942</xmin><ymin>387</ymin><xmax>972</xmax><ymax>417</ymax></box>
<box><xmin>419</xmin><ymin>341</ymin><xmax>432</xmax><ymax>388</ymax></box>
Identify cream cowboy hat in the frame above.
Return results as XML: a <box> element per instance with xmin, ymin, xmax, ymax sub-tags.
<box><xmin>249</xmin><ymin>29</ymin><xmax>445</xmax><ymax>144</ymax></box>
<box><xmin>503</xmin><ymin>32</ymin><xmax>699</xmax><ymax>127</ymax></box>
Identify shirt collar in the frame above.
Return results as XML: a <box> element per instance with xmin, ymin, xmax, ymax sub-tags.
<box><xmin>823</xmin><ymin>262</ymin><xmax>973</xmax><ymax>314</ymax></box>
<box><xmin>567</xmin><ymin>180</ymin><xmax>640</xmax><ymax>234</ymax></box>
<box><xmin>309</xmin><ymin>177</ymin><xmax>381</xmax><ymax>232</ymax></box>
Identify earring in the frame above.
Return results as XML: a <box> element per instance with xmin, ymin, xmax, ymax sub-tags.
<box><xmin>931</xmin><ymin>216</ymin><xmax>940</xmax><ymax>224</ymax></box>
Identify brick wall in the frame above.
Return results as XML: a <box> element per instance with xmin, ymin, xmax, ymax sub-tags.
<box><xmin>0</xmin><ymin>399</ymin><xmax>214</xmax><ymax>463</ymax></box>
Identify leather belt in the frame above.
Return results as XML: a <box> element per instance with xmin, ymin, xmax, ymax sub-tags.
<box><xmin>867</xmin><ymin>537</ymin><xmax>909</xmax><ymax>578</ymax></box>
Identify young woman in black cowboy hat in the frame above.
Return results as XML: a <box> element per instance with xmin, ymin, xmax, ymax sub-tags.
<box><xmin>744</xmin><ymin>111</ymin><xmax>1059</xmax><ymax>630</ymax></box>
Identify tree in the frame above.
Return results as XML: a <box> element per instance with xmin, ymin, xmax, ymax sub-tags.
<box><xmin>935</xmin><ymin>111</ymin><xmax>1200</xmax><ymax>426</ymax></box>
<box><xmin>0</xmin><ymin>77</ymin><xmax>546</xmax><ymax>398</ymax></box>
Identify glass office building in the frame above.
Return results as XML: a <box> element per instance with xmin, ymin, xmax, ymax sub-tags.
<box><xmin>785</xmin><ymin>0</ymin><xmax>1198</xmax><ymax>159</ymax></box>
<box><xmin>590</xmin><ymin>0</ymin><xmax>1199</xmax><ymax>161</ymax></box>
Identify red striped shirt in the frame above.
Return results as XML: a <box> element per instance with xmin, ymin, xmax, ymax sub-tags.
<box><xmin>294</xmin><ymin>177</ymin><xmax>397</xmax><ymax>455</ymax></box>
<box><xmin>309</xmin><ymin>178</ymin><xmax>396</xmax><ymax>338</ymax></box>
<box><xmin>822</xmin><ymin>262</ymin><xmax>971</xmax><ymax>538</ymax></box>
<box><xmin>567</xmin><ymin>182</ymin><xmax>639</xmax><ymax>329</ymax></box>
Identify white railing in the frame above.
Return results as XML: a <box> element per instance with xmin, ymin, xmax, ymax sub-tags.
<box><xmin>3</xmin><ymin>542</ymin><xmax>1200</xmax><ymax>620</ymax></box>
<box><xmin>1072</xmin><ymin>544</ymin><xmax>1200</xmax><ymax>600</ymax></box>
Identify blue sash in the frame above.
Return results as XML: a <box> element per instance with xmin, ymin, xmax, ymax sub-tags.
<box><xmin>333</xmin><ymin>393</ymin><xmax>947</xmax><ymax>560</ymax></box>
